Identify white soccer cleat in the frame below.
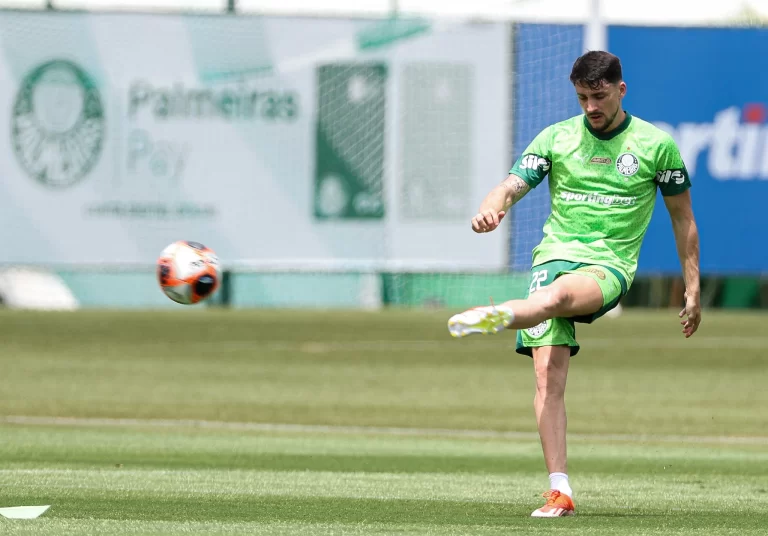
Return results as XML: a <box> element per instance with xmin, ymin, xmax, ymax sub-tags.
<box><xmin>447</xmin><ymin>305</ymin><xmax>514</xmax><ymax>338</ymax></box>
<box><xmin>530</xmin><ymin>490</ymin><xmax>575</xmax><ymax>517</ymax></box>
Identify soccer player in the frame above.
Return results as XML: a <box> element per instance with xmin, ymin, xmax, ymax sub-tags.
<box><xmin>447</xmin><ymin>51</ymin><xmax>701</xmax><ymax>517</ymax></box>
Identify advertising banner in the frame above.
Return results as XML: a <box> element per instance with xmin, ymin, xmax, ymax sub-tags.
<box><xmin>610</xmin><ymin>26</ymin><xmax>768</xmax><ymax>274</ymax></box>
<box><xmin>0</xmin><ymin>12</ymin><xmax>509</xmax><ymax>269</ymax></box>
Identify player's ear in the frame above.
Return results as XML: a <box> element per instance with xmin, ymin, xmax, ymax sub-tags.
<box><xmin>618</xmin><ymin>81</ymin><xmax>627</xmax><ymax>98</ymax></box>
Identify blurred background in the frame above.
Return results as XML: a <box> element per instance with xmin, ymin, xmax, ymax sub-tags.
<box><xmin>1</xmin><ymin>0</ymin><xmax>767</xmax><ymax>312</ymax></box>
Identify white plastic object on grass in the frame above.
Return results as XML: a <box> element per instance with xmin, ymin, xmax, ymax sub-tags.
<box><xmin>0</xmin><ymin>505</ymin><xmax>51</xmax><ymax>519</ymax></box>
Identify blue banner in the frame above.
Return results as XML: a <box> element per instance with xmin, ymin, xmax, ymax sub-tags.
<box><xmin>610</xmin><ymin>26</ymin><xmax>768</xmax><ymax>274</ymax></box>
<box><xmin>509</xmin><ymin>24</ymin><xmax>583</xmax><ymax>271</ymax></box>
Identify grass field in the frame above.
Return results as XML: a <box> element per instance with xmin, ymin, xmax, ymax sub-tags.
<box><xmin>0</xmin><ymin>308</ymin><xmax>767</xmax><ymax>534</ymax></box>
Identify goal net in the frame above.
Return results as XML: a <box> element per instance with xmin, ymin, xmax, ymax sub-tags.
<box><xmin>0</xmin><ymin>11</ymin><xmax>584</xmax><ymax>310</ymax></box>
<box><xmin>224</xmin><ymin>21</ymin><xmax>585</xmax><ymax>310</ymax></box>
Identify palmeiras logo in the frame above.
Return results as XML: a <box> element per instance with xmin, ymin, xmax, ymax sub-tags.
<box><xmin>12</xmin><ymin>59</ymin><xmax>105</xmax><ymax>188</ymax></box>
<box><xmin>616</xmin><ymin>152</ymin><xmax>639</xmax><ymax>177</ymax></box>
<box><xmin>526</xmin><ymin>320</ymin><xmax>549</xmax><ymax>338</ymax></box>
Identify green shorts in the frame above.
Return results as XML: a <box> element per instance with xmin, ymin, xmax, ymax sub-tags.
<box><xmin>515</xmin><ymin>260</ymin><xmax>628</xmax><ymax>357</ymax></box>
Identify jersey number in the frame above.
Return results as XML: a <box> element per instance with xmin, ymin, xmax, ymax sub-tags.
<box><xmin>529</xmin><ymin>270</ymin><xmax>548</xmax><ymax>293</ymax></box>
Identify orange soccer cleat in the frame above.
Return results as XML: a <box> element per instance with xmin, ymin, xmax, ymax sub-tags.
<box><xmin>530</xmin><ymin>490</ymin><xmax>575</xmax><ymax>517</ymax></box>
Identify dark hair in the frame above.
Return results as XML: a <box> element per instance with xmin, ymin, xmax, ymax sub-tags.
<box><xmin>570</xmin><ymin>51</ymin><xmax>623</xmax><ymax>89</ymax></box>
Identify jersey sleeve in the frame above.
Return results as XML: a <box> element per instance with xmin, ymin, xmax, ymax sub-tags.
<box><xmin>654</xmin><ymin>135</ymin><xmax>691</xmax><ymax>196</ymax></box>
<box><xmin>508</xmin><ymin>126</ymin><xmax>553</xmax><ymax>188</ymax></box>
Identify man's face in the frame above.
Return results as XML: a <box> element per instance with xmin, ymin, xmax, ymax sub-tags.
<box><xmin>575</xmin><ymin>80</ymin><xmax>626</xmax><ymax>132</ymax></box>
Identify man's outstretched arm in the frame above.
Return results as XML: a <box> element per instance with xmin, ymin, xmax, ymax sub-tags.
<box><xmin>472</xmin><ymin>174</ymin><xmax>531</xmax><ymax>233</ymax></box>
<box><xmin>663</xmin><ymin>189</ymin><xmax>701</xmax><ymax>337</ymax></box>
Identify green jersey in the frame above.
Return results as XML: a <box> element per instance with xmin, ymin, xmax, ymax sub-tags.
<box><xmin>509</xmin><ymin>112</ymin><xmax>690</xmax><ymax>286</ymax></box>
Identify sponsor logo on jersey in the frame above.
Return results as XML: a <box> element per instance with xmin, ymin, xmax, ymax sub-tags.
<box><xmin>519</xmin><ymin>154</ymin><xmax>551</xmax><ymax>172</ymax></box>
<box><xmin>653</xmin><ymin>104</ymin><xmax>768</xmax><ymax>181</ymax></box>
<box><xmin>616</xmin><ymin>152</ymin><xmax>639</xmax><ymax>176</ymax></box>
<box><xmin>654</xmin><ymin>169</ymin><xmax>687</xmax><ymax>185</ymax></box>
<box><xmin>526</xmin><ymin>320</ymin><xmax>549</xmax><ymax>338</ymax></box>
<box><xmin>590</xmin><ymin>157</ymin><xmax>612</xmax><ymax>165</ymax></box>
<box><xmin>560</xmin><ymin>191</ymin><xmax>637</xmax><ymax>206</ymax></box>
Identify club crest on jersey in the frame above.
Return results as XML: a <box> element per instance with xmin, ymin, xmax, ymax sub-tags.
<box><xmin>616</xmin><ymin>152</ymin><xmax>639</xmax><ymax>177</ymax></box>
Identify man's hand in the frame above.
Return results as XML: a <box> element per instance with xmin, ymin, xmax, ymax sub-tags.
<box><xmin>679</xmin><ymin>292</ymin><xmax>701</xmax><ymax>338</ymax></box>
<box><xmin>472</xmin><ymin>209</ymin><xmax>506</xmax><ymax>233</ymax></box>
<box><xmin>471</xmin><ymin>175</ymin><xmax>529</xmax><ymax>234</ymax></box>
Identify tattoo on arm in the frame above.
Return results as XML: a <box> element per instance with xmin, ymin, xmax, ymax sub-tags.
<box><xmin>501</xmin><ymin>175</ymin><xmax>531</xmax><ymax>208</ymax></box>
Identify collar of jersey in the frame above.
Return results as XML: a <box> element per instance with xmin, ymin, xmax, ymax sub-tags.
<box><xmin>583</xmin><ymin>111</ymin><xmax>632</xmax><ymax>140</ymax></box>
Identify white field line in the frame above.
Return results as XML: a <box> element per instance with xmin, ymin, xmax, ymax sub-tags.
<box><xmin>2</xmin><ymin>415</ymin><xmax>768</xmax><ymax>446</ymax></box>
<box><xmin>121</xmin><ymin>336</ymin><xmax>768</xmax><ymax>353</ymax></box>
<box><xmin>12</xmin><ymin>337</ymin><xmax>761</xmax><ymax>354</ymax></box>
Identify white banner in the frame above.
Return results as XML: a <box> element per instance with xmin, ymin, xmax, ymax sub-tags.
<box><xmin>0</xmin><ymin>12</ymin><xmax>510</xmax><ymax>268</ymax></box>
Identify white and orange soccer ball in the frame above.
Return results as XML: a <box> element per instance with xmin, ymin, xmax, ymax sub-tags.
<box><xmin>157</xmin><ymin>241</ymin><xmax>221</xmax><ymax>305</ymax></box>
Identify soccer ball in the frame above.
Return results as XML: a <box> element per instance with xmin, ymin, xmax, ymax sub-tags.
<box><xmin>157</xmin><ymin>241</ymin><xmax>221</xmax><ymax>305</ymax></box>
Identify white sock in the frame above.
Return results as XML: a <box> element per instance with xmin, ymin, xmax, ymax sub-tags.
<box><xmin>549</xmin><ymin>472</ymin><xmax>573</xmax><ymax>498</ymax></box>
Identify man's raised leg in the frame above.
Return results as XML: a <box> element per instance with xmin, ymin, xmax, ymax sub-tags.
<box><xmin>448</xmin><ymin>274</ymin><xmax>602</xmax><ymax>337</ymax></box>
